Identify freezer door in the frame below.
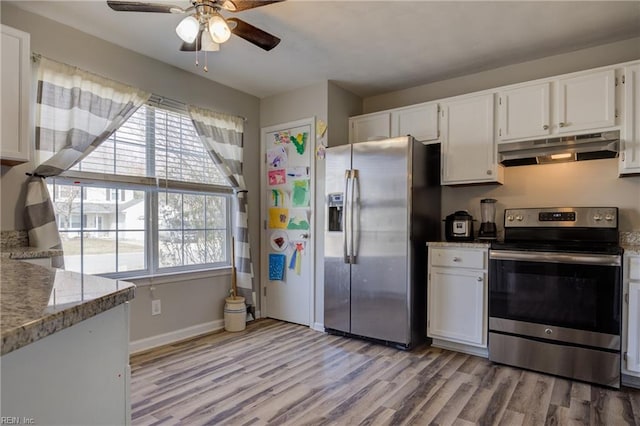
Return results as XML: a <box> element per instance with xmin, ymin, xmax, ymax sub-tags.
<box><xmin>350</xmin><ymin>137</ymin><xmax>411</xmax><ymax>344</ymax></box>
<box><xmin>324</xmin><ymin>144</ymin><xmax>352</xmax><ymax>333</ymax></box>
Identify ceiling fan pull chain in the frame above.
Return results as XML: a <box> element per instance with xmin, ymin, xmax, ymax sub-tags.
<box><xmin>195</xmin><ymin>31</ymin><xmax>200</xmax><ymax>67</ymax></box>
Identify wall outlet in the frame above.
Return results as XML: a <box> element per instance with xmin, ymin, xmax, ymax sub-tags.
<box><xmin>151</xmin><ymin>299</ymin><xmax>161</xmax><ymax>316</ymax></box>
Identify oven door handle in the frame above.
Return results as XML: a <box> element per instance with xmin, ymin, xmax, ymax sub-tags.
<box><xmin>489</xmin><ymin>250</ymin><xmax>621</xmax><ymax>266</ymax></box>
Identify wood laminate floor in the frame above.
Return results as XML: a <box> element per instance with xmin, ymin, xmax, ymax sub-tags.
<box><xmin>130</xmin><ymin>319</ymin><xmax>640</xmax><ymax>426</ymax></box>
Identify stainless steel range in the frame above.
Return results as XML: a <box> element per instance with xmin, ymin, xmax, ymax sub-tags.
<box><xmin>489</xmin><ymin>207</ymin><xmax>623</xmax><ymax>388</ymax></box>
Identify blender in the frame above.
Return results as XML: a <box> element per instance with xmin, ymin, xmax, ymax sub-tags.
<box><xmin>478</xmin><ymin>198</ymin><xmax>498</xmax><ymax>240</ymax></box>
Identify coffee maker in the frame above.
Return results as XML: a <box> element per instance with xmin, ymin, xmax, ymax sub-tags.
<box><xmin>478</xmin><ymin>198</ymin><xmax>498</xmax><ymax>240</ymax></box>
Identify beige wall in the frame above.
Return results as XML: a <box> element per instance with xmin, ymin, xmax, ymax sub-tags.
<box><xmin>364</xmin><ymin>36</ymin><xmax>640</xmax><ymax>113</ymax></box>
<box><xmin>0</xmin><ymin>4</ymin><xmax>261</xmax><ymax>345</ymax></box>
<box><xmin>442</xmin><ymin>159</ymin><xmax>640</xmax><ymax>236</ymax></box>
<box><xmin>363</xmin><ymin>36</ymin><xmax>640</xmax><ymax>232</ymax></box>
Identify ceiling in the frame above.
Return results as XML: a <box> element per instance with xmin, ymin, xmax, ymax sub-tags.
<box><xmin>9</xmin><ymin>1</ymin><xmax>640</xmax><ymax>99</ymax></box>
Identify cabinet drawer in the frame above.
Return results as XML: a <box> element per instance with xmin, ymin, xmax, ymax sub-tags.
<box><xmin>430</xmin><ymin>247</ymin><xmax>486</xmax><ymax>269</ymax></box>
<box><xmin>630</xmin><ymin>256</ymin><xmax>640</xmax><ymax>281</ymax></box>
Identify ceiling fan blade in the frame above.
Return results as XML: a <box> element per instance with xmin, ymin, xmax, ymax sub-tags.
<box><xmin>106</xmin><ymin>1</ymin><xmax>185</xmax><ymax>13</ymax></box>
<box><xmin>229</xmin><ymin>0</ymin><xmax>284</xmax><ymax>12</ymax></box>
<box><xmin>227</xmin><ymin>18</ymin><xmax>281</xmax><ymax>51</ymax></box>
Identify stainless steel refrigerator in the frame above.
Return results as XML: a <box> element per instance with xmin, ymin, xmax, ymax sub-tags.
<box><xmin>324</xmin><ymin>136</ymin><xmax>441</xmax><ymax>349</ymax></box>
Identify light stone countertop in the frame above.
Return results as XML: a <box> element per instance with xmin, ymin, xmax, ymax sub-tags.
<box><xmin>0</xmin><ymin>258</ymin><xmax>135</xmax><ymax>356</ymax></box>
<box><xmin>623</xmin><ymin>245</ymin><xmax>640</xmax><ymax>256</ymax></box>
<box><xmin>621</xmin><ymin>231</ymin><xmax>640</xmax><ymax>255</ymax></box>
<box><xmin>427</xmin><ymin>241</ymin><xmax>492</xmax><ymax>249</ymax></box>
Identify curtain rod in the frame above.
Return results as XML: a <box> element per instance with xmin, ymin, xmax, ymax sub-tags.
<box><xmin>31</xmin><ymin>52</ymin><xmax>247</xmax><ymax>122</ymax></box>
<box><xmin>147</xmin><ymin>95</ymin><xmax>247</xmax><ymax>122</ymax></box>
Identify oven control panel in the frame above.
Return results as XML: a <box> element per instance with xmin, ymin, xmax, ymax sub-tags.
<box><xmin>504</xmin><ymin>207</ymin><xmax>618</xmax><ymax>228</ymax></box>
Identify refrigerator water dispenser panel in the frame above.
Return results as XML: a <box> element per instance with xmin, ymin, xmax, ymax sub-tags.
<box><xmin>328</xmin><ymin>193</ymin><xmax>344</xmax><ymax>232</ymax></box>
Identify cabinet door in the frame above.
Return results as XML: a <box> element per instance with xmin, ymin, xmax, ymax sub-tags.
<box><xmin>391</xmin><ymin>103</ymin><xmax>439</xmax><ymax>142</ymax></box>
<box><xmin>628</xmin><ymin>280</ymin><xmax>640</xmax><ymax>373</ymax></box>
<box><xmin>441</xmin><ymin>93</ymin><xmax>501</xmax><ymax>185</ymax></box>
<box><xmin>1</xmin><ymin>25</ymin><xmax>31</xmax><ymax>166</ymax></box>
<box><xmin>428</xmin><ymin>267</ymin><xmax>486</xmax><ymax>347</ymax></box>
<box><xmin>498</xmin><ymin>83</ymin><xmax>551</xmax><ymax>141</ymax></box>
<box><xmin>557</xmin><ymin>70</ymin><xmax>615</xmax><ymax>133</ymax></box>
<box><xmin>349</xmin><ymin>113</ymin><xmax>391</xmax><ymax>143</ymax></box>
<box><xmin>621</xmin><ymin>65</ymin><xmax>640</xmax><ymax>175</ymax></box>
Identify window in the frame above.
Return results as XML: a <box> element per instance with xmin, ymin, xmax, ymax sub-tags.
<box><xmin>48</xmin><ymin>104</ymin><xmax>232</xmax><ymax>278</ymax></box>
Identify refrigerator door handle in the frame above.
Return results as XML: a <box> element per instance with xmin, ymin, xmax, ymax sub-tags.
<box><xmin>352</xmin><ymin>170</ymin><xmax>360</xmax><ymax>263</ymax></box>
<box><xmin>343</xmin><ymin>170</ymin><xmax>352</xmax><ymax>264</ymax></box>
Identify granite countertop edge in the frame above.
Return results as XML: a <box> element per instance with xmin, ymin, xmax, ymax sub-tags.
<box><xmin>427</xmin><ymin>241</ymin><xmax>492</xmax><ymax>249</ymax></box>
<box><xmin>0</xmin><ymin>247</ymin><xmax>63</xmax><ymax>259</ymax></box>
<box><xmin>1</xmin><ymin>285</ymin><xmax>135</xmax><ymax>356</ymax></box>
<box><xmin>623</xmin><ymin>244</ymin><xmax>640</xmax><ymax>256</ymax></box>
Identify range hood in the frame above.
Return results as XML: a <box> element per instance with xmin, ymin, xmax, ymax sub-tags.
<box><xmin>498</xmin><ymin>130</ymin><xmax>619</xmax><ymax>167</ymax></box>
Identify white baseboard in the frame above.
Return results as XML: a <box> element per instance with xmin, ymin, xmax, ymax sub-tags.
<box><xmin>622</xmin><ymin>373</ymin><xmax>640</xmax><ymax>389</ymax></box>
<box><xmin>311</xmin><ymin>322</ymin><xmax>325</xmax><ymax>332</ymax></box>
<box><xmin>130</xmin><ymin>319</ymin><xmax>225</xmax><ymax>354</ymax></box>
<box><xmin>430</xmin><ymin>338</ymin><xmax>489</xmax><ymax>358</ymax></box>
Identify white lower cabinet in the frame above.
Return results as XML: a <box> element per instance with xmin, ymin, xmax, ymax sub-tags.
<box><xmin>427</xmin><ymin>245</ymin><xmax>488</xmax><ymax>355</ymax></box>
<box><xmin>623</xmin><ymin>253</ymin><xmax>640</xmax><ymax>379</ymax></box>
<box><xmin>1</xmin><ymin>303</ymin><xmax>131</xmax><ymax>425</ymax></box>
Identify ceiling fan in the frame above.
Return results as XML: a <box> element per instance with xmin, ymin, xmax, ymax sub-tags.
<box><xmin>106</xmin><ymin>0</ymin><xmax>283</xmax><ymax>54</ymax></box>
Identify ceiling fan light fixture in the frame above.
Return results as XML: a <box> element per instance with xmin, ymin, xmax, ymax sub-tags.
<box><xmin>176</xmin><ymin>15</ymin><xmax>200</xmax><ymax>43</ymax></box>
<box><xmin>201</xmin><ymin>30</ymin><xmax>221</xmax><ymax>51</ymax></box>
<box><xmin>208</xmin><ymin>14</ymin><xmax>231</xmax><ymax>43</ymax></box>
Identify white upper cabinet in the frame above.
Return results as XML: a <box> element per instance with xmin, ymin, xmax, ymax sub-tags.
<box><xmin>348</xmin><ymin>112</ymin><xmax>391</xmax><ymax>143</ymax></box>
<box><xmin>350</xmin><ymin>103</ymin><xmax>439</xmax><ymax>144</ymax></box>
<box><xmin>498</xmin><ymin>69</ymin><xmax>616</xmax><ymax>143</ymax></box>
<box><xmin>441</xmin><ymin>93</ymin><xmax>503</xmax><ymax>185</ymax></box>
<box><xmin>621</xmin><ymin>64</ymin><xmax>640</xmax><ymax>175</ymax></box>
<box><xmin>1</xmin><ymin>25</ymin><xmax>31</xmax><ymax>166</ymax></box>
<box><xmin>557</xmin><ymin>69</ymin><xmax>616</xmax><ymax>133</ymax></box>
<box><xmin>498</xmin><ymin>83</ymin><xmax>551</xmax><ymax>141</ymax></box>
<box><xmin>391</xmin><ymin>102</ymin><xmax>439</xmax><ymax>142</ymax></box>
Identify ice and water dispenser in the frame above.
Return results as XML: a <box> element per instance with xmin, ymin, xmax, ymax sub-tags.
<box><xmin>328</xmin><ymin>193</ymin><xmax>343</xmax><ymax>232</ymax></box>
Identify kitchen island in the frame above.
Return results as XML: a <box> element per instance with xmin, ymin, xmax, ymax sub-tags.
<box><xmin>0</xmin><ymin>258</ymin><xmax>135</xmax><ymax>425</ymax></box>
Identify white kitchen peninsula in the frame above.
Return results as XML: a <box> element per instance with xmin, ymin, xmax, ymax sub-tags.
<box><xmin>0</xmin><ymin>258</ymin><xmax>136</xmax><ymax>425</ymax></box>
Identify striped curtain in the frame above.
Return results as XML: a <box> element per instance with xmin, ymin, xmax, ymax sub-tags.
<box><xmin>189</xmin><ymin>106</ymin><xmax>254</xmax><ymax>306</ymax></box>
<box><xmin>26</xmin><ymin>57</ymin><xmax>150</xmax><ymax>267</ymax></box>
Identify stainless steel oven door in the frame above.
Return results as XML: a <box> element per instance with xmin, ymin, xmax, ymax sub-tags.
<box><xmin>489</xmin><ymin>250</ymin><xmax>622</xmax><ymax>338</ymax></box>
<box><xmin>488</xmin><ymin>249</ymin><xmax>622</xmax><ymax>388</ymax></box>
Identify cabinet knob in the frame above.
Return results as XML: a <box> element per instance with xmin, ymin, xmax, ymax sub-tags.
<box><xmin>486</xmin><ymin>170</ymin><xmax>492</xmax><ymax>175</ymax></box>
<box><xmin>559</xmin><ymin>122</ymin><xmax>567</xmax><ymax>128</ymax></box>
<box><xmin>545</xmin><ymin>328</ymin><xmax>553</xmax><ymax>335</ymax></box>
<box><xmin>543</xmin><ymin>124</ymin><xmax>549</xmax><ymax>130</ymax></box>
<box><xmin>477</xmin><ymin>277</ymin><xmax>483</xmax><ymax>282</ymax></box>
<box><xmin>453</xmin><ymin>257</ymin><xmax>461</xmax><ymax>262</ymax></box>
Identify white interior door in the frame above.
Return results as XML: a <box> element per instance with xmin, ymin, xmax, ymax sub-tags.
<box><xmin>261</xmin><ymin>118</ymin><xmax>315</xmax><ymax>326</ymax></box>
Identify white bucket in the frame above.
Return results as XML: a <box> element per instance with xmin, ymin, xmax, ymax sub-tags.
<box><xmin>224</xmin><ymin>296</ymin><xmax>246</xmax><ymax>332</ymax></box>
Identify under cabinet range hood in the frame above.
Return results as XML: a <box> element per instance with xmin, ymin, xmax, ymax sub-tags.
<box><xmin>498</xmin><ymin>131</ymin><xmax>619</xmax><ymax>167</ymax></box>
